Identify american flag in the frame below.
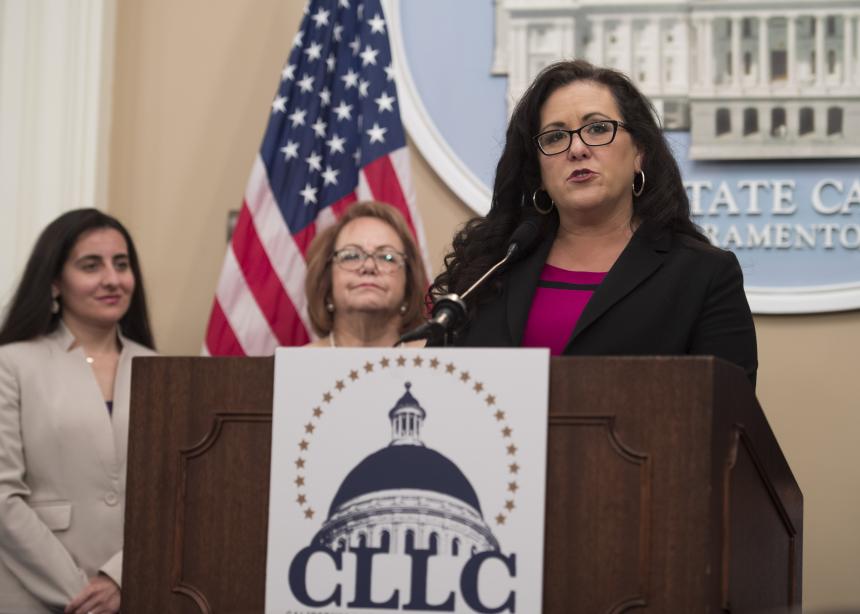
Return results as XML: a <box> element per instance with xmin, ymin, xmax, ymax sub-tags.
<box><xmin>204</xmin><ymin>0</ymin><xmax>428</xmax><ymax>355</ymax></box>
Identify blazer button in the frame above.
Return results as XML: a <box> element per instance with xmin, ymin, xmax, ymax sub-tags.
<box><xmin>105</xmin><ymin>492</ymin><xmax>119</xmax><ymax>506</ymax></box>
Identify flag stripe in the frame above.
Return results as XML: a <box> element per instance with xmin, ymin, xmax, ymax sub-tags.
<box><xmin>362</xmin><ymin>151</ymin><xmax>417</xmax><ymax>237</ymax></box>
<box><xmin>330</xmin><ymin>191</ymin><xmax>358</xmax><ymax>218</ymax></box>
<box><xmin>205</xmin><ymin>300</ymin><xmax>245</xmax><ymax>356</ymax></box>
<box><xmin>245</xmin><ymin>155</ymin><xmax>312</xmax><ymax>332</ymax></box>
<box><xmin>390</xmin><ymin>147</ymin><xmax>432</xmax><ymax>278</ymax></box>
<box><xmin>356</xmin><ymin>169</ymin><xmax>374</xmax><ymax>202</ymax></box>
<box><xmin>232</xmin><ymin>204</ymin><xmax>310</xmax><ymax>346</ymax></box>
<box><xmin>214</xmin><ymin>247</ymin><xmax>279</xmax><ymax>355</ymax></box>
<box><xmin>291</xmin><ymin>224</ymin><xmax>318</xmax><ymax>259</ymax></box>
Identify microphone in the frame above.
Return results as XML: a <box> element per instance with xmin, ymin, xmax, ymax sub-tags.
<box><xmin>397</xmin><ymin>214</ymin><xmax>542</xmax><ymax>345</ymax></box>
<box><xmin>503</xmin><ymin>213</ymin><xmax>541</xmax><ymax>265</ymax></box>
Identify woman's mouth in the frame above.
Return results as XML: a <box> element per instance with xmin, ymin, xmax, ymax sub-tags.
<box><xmin>568</xmin><ymin>168</ymin><xmax>596</xmax><ymax>183</ymax></box>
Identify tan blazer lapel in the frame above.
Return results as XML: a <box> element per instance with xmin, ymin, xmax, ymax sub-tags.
<box><xmin>110</xmin><ymin>333</ymin><xmax>136</xmax><ymax>475</ymax></box>
<box><xmin>49</xmin><ymin>323</ymin><xmax>120</xmax><ymax>480</ymax></box>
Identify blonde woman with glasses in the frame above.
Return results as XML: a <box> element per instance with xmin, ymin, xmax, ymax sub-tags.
<box><xmin>304</xmin><ymin>201</ymin><xmax>428</xmax><ymax>348</ymax></box>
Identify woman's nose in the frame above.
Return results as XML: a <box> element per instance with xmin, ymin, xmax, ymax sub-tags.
<box><xmin>567</xmin><ymin>134</ymin><xmax>591</xmax><ymax>159</ymax></box>
<box><xmin>101</xmin><ymin>266</ymin><xmax>121</xmax><ymax>286</ymax></box>
<box><xmin>358</xmin><ymin>254</ymin><xmax>379</xmax><ymax>273</ymax></box>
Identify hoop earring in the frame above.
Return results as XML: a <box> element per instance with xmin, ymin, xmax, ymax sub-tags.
<box><xmin>532</xmin><ymin>188</ymin><xmax>555</xmax><ymax>215</ymax></box>
<box><xmin>632</xmin><ymin>170</ymin><xmax>645</xmax><ymax>197</ymax></box>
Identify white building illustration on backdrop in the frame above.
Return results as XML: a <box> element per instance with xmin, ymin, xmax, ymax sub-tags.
<box><xmin>492</xmin><ymin>0</ymin><xmax>860</xmax><ymax>159</ymax></box>
<box><xmin>312</xmin><ymin>383</ymin><xmax>499</xmax><ymax>557</ymax></box>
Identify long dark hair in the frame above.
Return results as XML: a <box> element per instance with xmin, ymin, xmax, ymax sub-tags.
<box><xmin>431</xmin><ymin>59</ymin><xmax>706</xmax><ymax>302</ymax></box>
<box><xmin>0</xmin><ymin>208</ymin><xmax>155</xmax><ymax>349</ymax></box>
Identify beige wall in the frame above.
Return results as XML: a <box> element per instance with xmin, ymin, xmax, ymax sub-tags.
<box><xmin>109</xmin><ymin>1</ymin><xmax>859</xmax><ymax>609</ymax></box>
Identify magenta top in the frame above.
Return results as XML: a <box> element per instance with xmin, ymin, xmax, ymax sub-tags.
<box><xmin>522</xmin><ymin>265</ymin><xmax>606</xmax><ymax>356</ymax></box>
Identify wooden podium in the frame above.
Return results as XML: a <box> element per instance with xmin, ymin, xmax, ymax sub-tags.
<box><xmin>122</xmin><ymin>356</ymin><xmax>801</xmax><ymax>613</ymax></box>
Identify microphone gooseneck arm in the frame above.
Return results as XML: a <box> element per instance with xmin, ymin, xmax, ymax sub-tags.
<box><xmin>460</xmin><ymin>243</ymin><xmax>517</xmax><ymax>301</ymax></box>
<box><xmin>396</xmin><ymin>243</ymin><xmax>521</xmax><ymax>346</ymax></box>
<box><xmin>396</xmin><ymin>213</ymin><xmax>542</xmax><ymax>347</ymax></box>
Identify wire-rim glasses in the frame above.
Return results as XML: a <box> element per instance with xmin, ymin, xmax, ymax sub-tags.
<box><xmin>330</xmin><ymin>246</ymin><xmax>407</xmax><ymax>273</ymax></box>
<box><xmin>534</xmin><ymin>120</ymin><xmax>626</xmax><ymax>156</ymax></box>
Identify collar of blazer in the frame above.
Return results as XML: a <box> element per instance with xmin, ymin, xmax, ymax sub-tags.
<box><xmin>505</xmin><ymin>217</ymin><xmax>672</xmax><ymax>348</ymax></box>
<box><xmin>48</xmin><ymin>319</ymin><xmax>131</xmax><ymax>355</ymax></box>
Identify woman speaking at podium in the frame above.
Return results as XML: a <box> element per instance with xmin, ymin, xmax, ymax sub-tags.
<box><xmin>304</xmin><ymin>201</ymin><xmax>428</xmax><ymax>348</ymax></box>
<box><xmin>431</xmin><ymin>60</ymin><xmax>757</xmax><ymax>386</ymax></box>
<box><xmin>0</xmin><ymin>209</ymin><xmax>155</xmax><ymax>613</ymax></box>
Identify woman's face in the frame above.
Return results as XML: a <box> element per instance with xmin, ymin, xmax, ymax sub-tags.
<box><xmin>53</xmin><ymin>227</ymin><xmax>135</xmax><ymax>330</ymax></box>
<box><xmin>330</xmin><ymin>216</ymin><xmax>408</xmax><ymax>319</ymax></box>
<box><xmin>536</xmin><ymin>80</ymin><xmax>642</xmax><ymax>223</ymax></box>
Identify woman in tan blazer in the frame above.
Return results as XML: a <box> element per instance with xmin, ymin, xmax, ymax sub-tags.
<box><xmin>0</xmin><ymin>209</ymin><xmax>156</xmax><ymax>614</ymax></box>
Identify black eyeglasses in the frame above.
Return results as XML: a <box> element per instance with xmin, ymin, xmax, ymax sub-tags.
<box><xmin>330</xmin><ymin>246</ymin><xmax>406</xmax><ymax>273</ymax></box>
<box><xmin>534</xmin><ymin>120</ymin><xmax>627</xmax><ymax>156</ymax></box>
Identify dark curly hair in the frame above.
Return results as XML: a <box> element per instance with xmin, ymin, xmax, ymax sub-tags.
<box><xmin>0</xmin><ymin>208</ymin><xmax>155</xmax><ymax>349</ymax></box>
<box><xmin>431</xmin><ymin>59</ymin><xmax>706</xmax><ymax>305</ymax></box>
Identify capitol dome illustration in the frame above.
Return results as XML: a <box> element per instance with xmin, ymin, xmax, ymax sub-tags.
<box><xmin>313</xmin><ymin>383</ymin><xmax>499</xmax><ymax>556</ymax></box>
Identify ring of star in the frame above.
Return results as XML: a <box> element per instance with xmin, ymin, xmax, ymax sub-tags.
<box><xmin>294</xmin><ymin>355</ymin><xmax>520</xmax><ymax>525</ymax></box>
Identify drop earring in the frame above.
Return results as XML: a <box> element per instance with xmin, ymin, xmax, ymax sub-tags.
<box><xmin>532</xmin><ymin>188</ymin><xmax>555</xmax><ymax>215</ymax></box>
<box><xmin>633</xmin><ymin>170</ymin><xmax>645</xmax><ymax>197</ymax></box>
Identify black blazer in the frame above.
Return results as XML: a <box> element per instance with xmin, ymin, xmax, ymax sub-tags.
<box><xmin>449</xmin><ymin>222</ymin><xmax>758</xmax><ymax>387</ymax></box>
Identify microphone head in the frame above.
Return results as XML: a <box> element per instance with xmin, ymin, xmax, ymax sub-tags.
<box><xmin>506</xmin><ymin>214</ymin><xmax>542</xmax><ymax>263</ymax></box>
